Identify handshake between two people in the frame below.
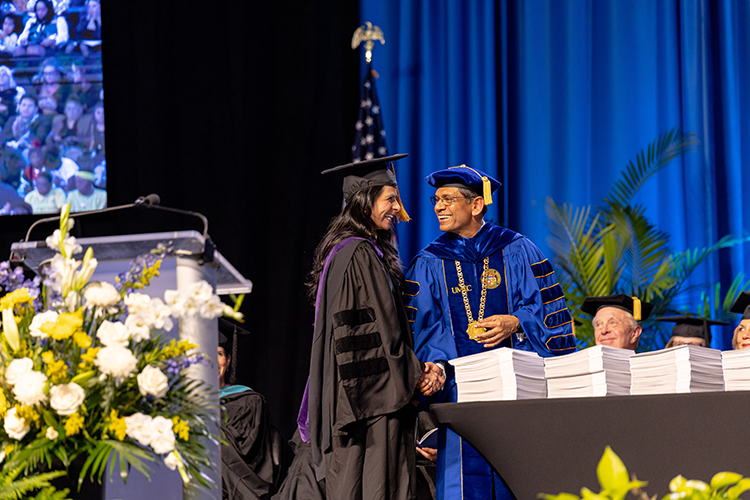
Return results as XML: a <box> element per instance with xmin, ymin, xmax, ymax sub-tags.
<box><xmin>417</xmin><ymin>362</ymin><xmax>445</xmax><ymax>396</ymax></box>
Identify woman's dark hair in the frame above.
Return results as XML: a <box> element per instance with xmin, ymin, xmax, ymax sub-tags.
<box><xmin>307</xmin><ymin>185</ymin><xmax>403</xmax><ymax>304</ymax></box>
<box><xmin>34</xmin><ymin>0</ymin><xmax>55</xmax><ymax>25</ymax></box>
<box><xmin>3</xmin><ymin>13</ymin><xmax>23</xmax><ymax>35</ymax></box>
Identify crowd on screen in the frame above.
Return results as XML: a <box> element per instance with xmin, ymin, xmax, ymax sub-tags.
<box><xmin>0</xmin><ymin>0</ymin><xmax>105</xmax><ymax>215</ymax></box>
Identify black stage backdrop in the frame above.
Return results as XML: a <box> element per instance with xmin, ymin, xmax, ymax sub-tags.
<box><xmin>0</xmin><ymin>0</ymin><xmax>360</xmax><ymax>441</ymax></box>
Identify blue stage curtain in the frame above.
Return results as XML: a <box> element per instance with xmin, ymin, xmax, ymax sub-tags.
<box><xmin>360</xmin><ymin>0</ymin><xmax>750</xmax><ymax>348</ymax></box>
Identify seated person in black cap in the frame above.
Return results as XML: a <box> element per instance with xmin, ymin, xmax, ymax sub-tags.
<box><xmin>656</xmin><ymin>315</ymin><xmax>728</xmax><ymax>348</ymax></box>
<box><xmin>219</xmin><ymin>318</ymin><xmax>280</xmax><ymax>500</ymax></box>
<box><xmin>730</xmin><ymin>292</ymin><xmax>750</xmax><ymax>350</ymax></box>
<box><xmin>581</xmin><ymin>294</ymin><xmax>653</xmax><ymax>350</ymax></box>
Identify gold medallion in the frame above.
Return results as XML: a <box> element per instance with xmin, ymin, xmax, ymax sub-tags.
<box><xmin>467</xmin><ymin>321</ymin><xmax>486</xmax><ymax>339</ymax></box>
<box><xmin>481</xmin><ymin>268</ymin><xmax>502</xmax><ymax>289</ymax></box>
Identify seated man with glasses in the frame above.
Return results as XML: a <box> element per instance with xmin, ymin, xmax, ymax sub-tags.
<box><xmin>404</xmin><ymin>165</ymin><xmax>576</xmax><ymax>500</ymax></box>
<box><xmin>580</xmin><ymin>294</ymin><xmax>654</xmax><ymax>350</ymax></box>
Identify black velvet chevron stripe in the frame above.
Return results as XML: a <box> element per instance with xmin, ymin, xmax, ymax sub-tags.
<box><xmin>334</xmin><ymin>307</ymin><xmax>376</xmax><ymax>328</ymax></box>
<box><xmin>335</xmin><ymin>332</ymin><xmax>383</xmax><ymax>354</ymax></box>
<box><xmin>530</xmin><ymin>259</ymin><xmax>554</xmax><ymax>279</ymax></box>
<box><xmin>544</xmin><ymin>309</ymin><xmax>573</xmax><ymax>329</ymax></box>
<box><xmin>338</xmin><ymin>357</ymin><xmax>389</xmax><ymax>380</ymax></box>
<box><xmin>404</xmin><ymin>279</ymin><xmax>420</xmax><ymax>297</ymax></box>
<box><xmin>540</xmin><ymin>283</ymin><xmax>565</xmax><ymax>304</ymax></box>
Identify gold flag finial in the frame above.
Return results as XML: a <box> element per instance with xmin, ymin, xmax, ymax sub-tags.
<box><xmin>352</xmin><ymin>22</ymin><xmax>385</xmax><ymax>64</ymax></box>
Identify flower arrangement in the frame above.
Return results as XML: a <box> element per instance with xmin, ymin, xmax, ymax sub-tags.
<box><xmin>0</xmin><ymin>204</ymin><xmax>237</xmax><ymax>494</ymax></box>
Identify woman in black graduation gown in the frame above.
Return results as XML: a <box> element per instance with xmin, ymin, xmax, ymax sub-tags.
<box><xmin>284</xmin><ymin>154</ymin><xmax>442</xmax><ymax>500</ymax></box>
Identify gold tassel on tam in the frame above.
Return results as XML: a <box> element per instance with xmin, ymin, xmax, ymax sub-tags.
<box><xmin>389</xmin><ymin>164</ymin><xmax>411</xmax><ymax>222</ymax></box>
<box><xmin>631</xmin><ymin>296</ymin><xmax>642</xmax><ymax>321</ymax></box>
<box><xmin>482</xmin><ymin>176</ymin><xmax>493</xmax><ymax>206</ymax></box>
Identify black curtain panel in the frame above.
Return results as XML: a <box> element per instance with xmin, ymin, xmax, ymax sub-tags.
<box><xmin>0</xmin><ymin>0</ymin><xmax>361</xmax><ymax>441</ymax></box>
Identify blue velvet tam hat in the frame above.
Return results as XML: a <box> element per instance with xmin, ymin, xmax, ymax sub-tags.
<box><xmin>425</xmin><ymin>165</ymin><xmax>501</xmax><ymax>206</ymax></box>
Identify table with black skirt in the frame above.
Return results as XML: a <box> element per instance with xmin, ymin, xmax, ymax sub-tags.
<box><xmin>431</xmin><ymin>391</ymin><xmax>750</xmax><ymax>499</ymax></box>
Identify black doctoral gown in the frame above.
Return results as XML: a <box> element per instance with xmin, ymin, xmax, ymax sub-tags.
<box><xmin>308</xmin><ymin>238</ymin><xmax>425</xmax><ymax>500</ymax></box>
<box><xmin>221</xmin><ymin>388</ymin><xmax>277</xmax><ymax>500</ymax></box>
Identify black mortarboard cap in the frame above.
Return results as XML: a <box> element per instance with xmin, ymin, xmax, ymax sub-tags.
<box><xmin>218</xmin><ymin>317</ymin><xmax>251</xmax><ymax>384</ymax></box>
<box><xmin>730</xmin><ymin>292</ymin><xmax>750</xmax><ymax>320</ymax></box>
<box><xmin>321</xmin><ymin>153</ymin><xmax>410</xmax><ymax>221</ymax></box>
<box><xmin>655</xmin><ymin>315</ymin><xmax>729</xmax><ymax>344</ymax></box>
<box><xmin>580</xmin><ymin>294</ymin><xmax>654</xmax><ymax>321</ymax></box>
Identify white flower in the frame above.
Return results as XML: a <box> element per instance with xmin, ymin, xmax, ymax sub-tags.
<box><xmin>49</xmin><ymin>382</ymin><xmax>86</xmax><ymax>416</ymax></box>
<box><xmin>48</xmin><ymin>254</ymin><xmax>80</xmax><ymax>296</ymax></box>
<box><xmin>164</xmin><ymin>451</ymin><xmax>179</xmax><ymax>471</ymax></box>
<box><xmin>96</xmin><ymin>320</ymin><xmax>130</xmax><ymax>347</ymax></box>
<box><xmin>94</xmin><ymin>346</ymin><xmax>138</xmax><ymax>385</ymax></box>
<box><xmin>185</xmin><ymin>280</ymin><xmax>214</xmax><ymax>303</ymax></box>
<box><xmin>164</xmin><ymin>290</ymin><xmax>185</xmax><ymax>316</ymax></box>
<box><xmin>149</xmin><ymin>416</ymin><xmax>175</xmax><ymax>454</ymax></box>
<box><xmin>5</xmin><ymin>357</ymin><xmax>33</xmax><ymax>385</ymax></box>
<box><xmin>64</xmin><ymin>291</ymin><xmax>78</xmax><ymax>312</ymax></box>
<box><xmin>28</xmin><ymin>311</ymin><xmax>59</xmax><ymax>338</ymax></box>
<box><xmin>124</xmin><ymin>412</ymin><xmax>154</xmax><ymax>446</ymax></box>
<box><xmin>46</xmin><ymin>426</ymin><xmax>59</xmax><ymax>440</ymax></box>
<box><xmin>124</xmin><ymin>293</ymin><xmax>152</xmax><ymax>315</ymax></box>
<box><xmin>222</xmin><ymin>304</ymin><xmax>244</xmax><ymax>322</ymax></box>
<box><xmin>148</xmin><ymin>298</ymin><xmax>174</xmax><ymax>331</ymax></box>
<box><xmin>137</xmin><ymin>365</ymin><xmax>169</xmax><ymax>398</ymax></box>
<box><xmin>84</xmin><ymin>282</ymin><xmax>120</xmax><ymax>308</ymax></box>
<box><xmin>73</xmin><ymin>247</ymin><xmax>97</xmax><ymax>290</ymax></box>
<box><xmin>45</xmin><ymin>229</ymin><xmax>83</xmax><ymax>256</ymax></box>
<box><xmin>12</xmin><ymin>371</ymin><xmax>48</xmax><ymax>406</ymax></box>
<box><xmin>4</xmin><ymin>408</ymin><xmax>29</xmax><ymax>440</ymax></box>
<box><xmin>199</xmin><ymin>295</ymin><xmax>225</xmax><ymax>319</ymax></box>
<box><xmin>124</xmin><ymin>314</ymin><xmax>152</xmax><ymax>343</ymax></box>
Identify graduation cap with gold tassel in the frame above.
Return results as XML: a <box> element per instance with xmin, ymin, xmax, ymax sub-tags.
<box><xmin>321</xmin><ymin>153</ymin><xmax>411</xmax><ymax>222</ymax></box>
<box><xmin>425</xmin><ymin>164</ymin><xmax>501</xmax><ymax>206</ymax></box>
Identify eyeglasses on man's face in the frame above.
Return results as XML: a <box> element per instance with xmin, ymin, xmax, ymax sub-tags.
<box><xmin>429</xmin><ymin>195</ymin><xmax>467</xmax><ymax>207</ymax></box>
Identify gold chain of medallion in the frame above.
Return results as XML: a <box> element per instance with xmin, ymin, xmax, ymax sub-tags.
<box><xmin>455</xmin><ymin>257</ymin><xmax>489</xmax><ymax>340</ymax></box>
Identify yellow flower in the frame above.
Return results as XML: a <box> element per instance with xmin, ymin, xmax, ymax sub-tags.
<box><xmin>0</xmin><ymin>390</ymin><xmax>7</xmax><ymax>418</ymax></box>
<box><xmin>41</xmin><ymin>351</ymin><xmax>55</xmax><ymax>364</ymax></box>
<box><xmin>79</xmin><ymin>347</ymin><xmax>100</xmax><ymax>369</ymax></box>
<box><xmin>161</xmin><ymin>339</ymin><xmax>197</xmax><ymax>359</ymax></box>
<box><xmin>108</xmin><ymin>409</ymin><xmax>126</xmax><ymax>441</ymax></box>
<box><xmin>17</xmin><ymin>405</ymin><xmax>40</xmax><ymax>428</ymax></box>
<box><xmin>72</xmin><ymin>331</ymin><xmax>92</xmax><ymax>349</ymax></box>
<box><xmin>64</xmin><ymin>412</ymin><xmax>84</xmax><ymax>436</ymax></box>
<box><xmin>47</xmin><ymin>360</ymin><xmax>68</xmax><ymax>383</ymax></box>
<box><xmin>171</xmin><ymin>416</ymin><xmax>190</xmax><ymax>441</ymax></box>
<box><xmin>0</xmin><ymin>289</ymin><xmax>32</xmax><ymax>310</ymax></box>
<box><xmin>4</xmin><ymin>444</ymin><xmax>14</xmax><ymax>456</ymax></box>
<box><xmin>41</xmin><ymin>309</ymin><xmax>83</xmax><ymax>341</ymax></box>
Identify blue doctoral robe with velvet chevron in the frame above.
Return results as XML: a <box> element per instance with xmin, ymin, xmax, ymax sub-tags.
<box><xmin>404</xmin><ymin>222</ymin><xmax>576</xmax><ymax>500</ymax></box>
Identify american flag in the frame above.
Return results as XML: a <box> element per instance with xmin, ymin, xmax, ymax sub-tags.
<box><xmin>351</xmin><ymin>62</ymin><xmax>388</xmax><ymax>162</ymax></box>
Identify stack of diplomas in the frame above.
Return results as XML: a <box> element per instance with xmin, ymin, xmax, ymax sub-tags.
<box><xmin>451</xmin><ymin>348</ymin><xmax>546</xmax><ymax>402</ymax></box>
<box><xmin>721</xmin><ymin>349</ymin><xmax>750</xmax><ymax>391</ymax></box>
<box><xmin>543</xmin><ymin>345</ymin><xmax>633</xmax><ymax>398</ymax></box>
<box><xmin>630</xmin><ymin>345</ymin><xmax>724</xmax><ymax>395</ymax></box>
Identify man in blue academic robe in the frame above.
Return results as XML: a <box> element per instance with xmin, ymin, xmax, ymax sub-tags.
<box><xmin>405</xmin><ymin>165</ymin><xmax>577</xmax><ymax>500</ymax></box>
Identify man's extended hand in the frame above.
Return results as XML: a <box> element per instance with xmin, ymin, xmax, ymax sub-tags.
<box><xmin>417</xmin><ymin>362</ymin><xmax>445</xmax><ymax>396</ymax></box>
<box><xmin>473</xmin><ymin>315</ymin><xmax>520</xmax><ymax>348</ymax></box>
